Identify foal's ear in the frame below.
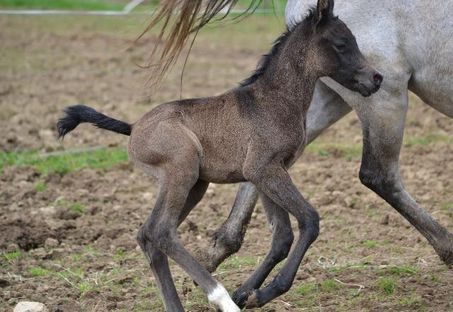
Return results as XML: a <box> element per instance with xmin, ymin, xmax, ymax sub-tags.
<box><xmin>316</xmin><ymin>0</ymin><xmax>334</xmax><ymax>24</ymax></box>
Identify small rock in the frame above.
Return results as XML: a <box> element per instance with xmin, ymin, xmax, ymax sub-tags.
<box><xmin>44</xmin><ymin>238</ymin><xmax>59</xmax><ymax>248</ymax></box>
<box><xmin>7</xmin><ymin>243</ymin><xmax>19</xmax><ymax>252</ymax></box>
<box><xmin>14</xmin><ymin>301</ymin><xmax>48</xmax><ymax>312</ymax></box>
<box><xmin>49</xmin><ymin>248</ymin><xmax>64</xmax><ymax>259</ymax></box>
<box><xmin>39</xmin><ymin>206</ymin><xmax>56</xmax><ymax>216</ymax></box>
<box><xmin>142</xmin><ymin>192</ymin><xmax>153</xmax><ymax>200</ymax></box>
<box><xmin>30</xmin><ymin>247</ymin><xmax>47</xmax><ymax>259</ymax></box>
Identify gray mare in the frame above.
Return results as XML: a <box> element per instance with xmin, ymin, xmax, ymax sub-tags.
<box><xmin>202</xmin><ymin>0</ymin><xmax>453</xmax><ymax>273</ymax></box>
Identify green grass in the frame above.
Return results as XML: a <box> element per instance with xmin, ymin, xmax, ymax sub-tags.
<box><xmin>218</xmin><ymin>255</ymin><xmax>258</xmax><ymax>271</ymax></box>
<box><xmin>399</xmin><ymin>295</ymin><xmax>426</xmax><ymax>309</ymax></box>
<box><xmin>78</xmin><ymin>281</ymin><xmax>94</xmax><ymax>294</ymax></box>
<box><xmin>34</xmin><ymin>181</ymin><xmax>47</xmax><ymax>192</ymax></box>
<box><xmin>403</xmin><ymin>133</ymin><xmax>452</xmax><ymax>147</ymax></box>
<box><xmin>303</xmin><ymin>132</ymin><xmax>453</xmax><ymax>161</ymax></box>
<box><xmin>70</xmin><ymin>202</ymin><xmax>86</xmax><ymax>214</ymax></box>
<box><xmin>305</xmin><ymin>142</ymin><xmax>363</xmax><ymax>160</ymax></box>
<box><xmin>296</xmin><ymin>282</ymin><xmax>317</xmax><ymax>296</ymax></box>
<box><xmin>56</xmin><ymin>266</ymin><xmax>97</xmax><ymax>295</ymax></box>
<box><xmin>0</xmin><ymin>0</ymin><xmax>124</xmax><ymax>11</ymax></box>
<box><xmin>440</xmin><ymin>202</ymin><xmax>453</xmax><ymax>211</ymax></box>
<box><xmin>384</xmin><ymin>265</ymin><xmax>418</xmax><ymax>277</ymax></box>
<box><xmin>2</xmin><ymin>250</ymin><xmax>22</xmax><ymax>262</ymax></box>
<box><xmin>320</xmin><ymin>279</ymin><xmax>341</xmax><ymax>292</ymax></box>
<box><xmin>29</xmin><ymin>266</ymin><xmax>50</xmax><ymax>277</ymax></box>
<box><xmin>296</xmin><ymin>279</ymin><xmax>342</xmax><ymax>296</ymax></box>
<box><xmin>0</xmin><ymin>147</ymin><xmax>128</xmax><ymax>175</ymax></box>
<box><xmin>363</xmin><ymin>240</ymin><xmax>379</xmax><ymax>249</ymax></box>
<box><xmin>376</xmin><ymin>277</ymin><xmax>396</xmax><ymax>295</ymax></box>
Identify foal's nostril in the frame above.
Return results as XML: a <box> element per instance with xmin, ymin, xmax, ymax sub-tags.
<box><xmin>373</xmin><ymin>73</ymin><xmax>383</xmax><ymax>85</ymax></box>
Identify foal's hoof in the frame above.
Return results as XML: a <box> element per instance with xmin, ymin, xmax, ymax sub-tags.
<box><xmin>440</xmin><ymin>251</ymin><xmax>453</xmax><ymax>266</ymax></box>
<box><xmin>244</xmin><ymin>290</ymin><xmax>261</xmax><ymax>309</ymax></box>
<box><xmin>435</xmin><ymin>233</ymin><xmax>453</xmax><ymax>266</ymax></box>
<box><xmin>232</xmin><ymin>288</ymin><xmax>253</xmax><ymax>308</ymax></box>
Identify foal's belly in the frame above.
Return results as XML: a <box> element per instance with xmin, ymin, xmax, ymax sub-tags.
<box><xmin>199</xmin><ymin>165</ymin><xmax>245</xmax><ymax>184</ymax></box>
<box><xmin>197</xmin><ymin>141</ymin><xmax>247</xmax><ymax>183</ymax></box>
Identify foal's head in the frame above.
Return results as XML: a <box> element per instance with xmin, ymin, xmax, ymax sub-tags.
<box><xmin>301</xmin><ymin>0</ymin><xmax>383</xmax><ymax>96</ymax></box>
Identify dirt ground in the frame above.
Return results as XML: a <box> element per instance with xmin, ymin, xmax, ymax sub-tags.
<box><xmin>0</xmin><ymin>15</ymin><xmax>452</xmax><ymax>312</ymax></box>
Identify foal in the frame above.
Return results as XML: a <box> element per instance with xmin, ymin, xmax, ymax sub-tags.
<box><xmin>58</xmin><ymin>0</ymin><xmax>382</xmax><ymax>310</ymax></box>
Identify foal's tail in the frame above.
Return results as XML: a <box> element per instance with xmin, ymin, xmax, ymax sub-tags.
<box><xmin>57</xmin><ymin>105</ymin><xmax>131</xmax><ymax>138</ymax></box>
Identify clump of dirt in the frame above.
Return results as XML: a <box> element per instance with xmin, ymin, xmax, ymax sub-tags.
<box><xmin>0</xmin><ymin>218</ymin><xmax>55</xmax><ymax>251</ymax></box>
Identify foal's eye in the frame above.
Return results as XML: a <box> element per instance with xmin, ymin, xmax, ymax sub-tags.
<box><xmin>333</xmin><ymin>43</ymin><xmax>346</xmax><ymax>52</ymax></box>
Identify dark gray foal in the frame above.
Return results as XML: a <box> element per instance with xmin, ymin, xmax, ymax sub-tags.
<box><xmin>57</xmin><ymin>0</ymin><xmax>382</xmax><ymax>310</ymax></box>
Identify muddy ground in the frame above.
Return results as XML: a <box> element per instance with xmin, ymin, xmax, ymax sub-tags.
<box><xmin>0</xmin><ymin>15</ymin><xmax>452</xmax><ymax>312</ymax></box>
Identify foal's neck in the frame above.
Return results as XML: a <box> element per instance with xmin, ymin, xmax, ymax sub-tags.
<box><xmin>253</xmin><ymin>28</ymin><xmax>320</xmax><ymax>117</ymax></box>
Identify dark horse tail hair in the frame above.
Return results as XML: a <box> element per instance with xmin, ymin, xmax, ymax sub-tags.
<box><xmin>57</xmin><ymin>105</ymin><xmax>131</xmax><ymax>139</ymax></box>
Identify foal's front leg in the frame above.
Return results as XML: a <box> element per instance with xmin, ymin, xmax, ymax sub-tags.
<box><xmin>200</xmin><ymin>81</ymin><xmax>351</xmax><ymax>273</ymax></box>
<box><xmin>232</xmin><ymin>193</ymin><xmax>294</xmax><ymax>307</ymax></box>
<box><xmin>241</xmin><ymin>164</ymin><xmax>320</xmax><ymax>308</ymax></box>
<box><xmin>198</xmin><ymin>182</ymin><xmax>259</xmax><ymax>272</ymax></box>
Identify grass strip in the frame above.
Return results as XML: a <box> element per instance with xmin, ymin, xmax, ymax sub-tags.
<box><xmin>0</xmin><ymin>0</ymin><xmax>124</xmax><ymax>11</ymax></box>
<box><xmin>0</xmin><ymin>147</ymin><xmax>128</xmax><ymax>175</ymax></box>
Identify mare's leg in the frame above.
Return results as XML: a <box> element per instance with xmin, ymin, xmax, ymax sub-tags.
<box><xmin>240</xmin><ymin>164</ymin><xmax>320</xmax><ymax>308</ymax></box>
<box><xmin>138</xmin><ymin>163</ymin><xmax>240</xmax><ymax>312</ymax></box>
<box><xmin>201</xmin><ymin>81</ymin><xmax>351</xmax><ymax>272</ymax></box>
<box><xmin>138</xmin><ymin>180</ymin><xmax>208</xmax><ymax>312</ymax></box>
<box><xmin>232</xmin><ymin>193</ymin><xmax>294</xmax><ymax>306</ymax></box>
<box><xmin>355</xmin><ymin>88</ymin><xmax>453</xmax><ymax>264</ymax></box>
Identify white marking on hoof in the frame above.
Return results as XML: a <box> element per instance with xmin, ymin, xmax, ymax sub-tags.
<box><xmin>208</xmin><ymin>284</ymin><xmax>240</xmax><ymax>312</ymax></box>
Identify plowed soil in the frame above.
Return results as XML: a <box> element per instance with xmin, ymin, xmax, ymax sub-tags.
<box><xmin>0</xmin><ymin>15</ymin><xmax>452</xmax><ymax>312</ymax></box>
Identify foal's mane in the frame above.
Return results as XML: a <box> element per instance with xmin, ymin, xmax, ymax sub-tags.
<box><xmin>239</xmin><ymin>8</ymin><xmax>317</xmax><ymax>87</ymax></box>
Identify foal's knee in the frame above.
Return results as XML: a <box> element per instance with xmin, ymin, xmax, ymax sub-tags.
<box><xmin>137</xmin><ymin>225</ymin><xmax>148</xmax><ymax>251</ymax></box>
<box><xmin>299</xmin><ymin>208</ymin><xmax>320</xmax><ymax>244</ymax></box>
<box><xmin>270</xmin><ymin>231</ymin><xmax>294</xmax><ymax>263</ymax></box>
<box><xmin>137</xmin><ymin>222</ymin><xmax>174</xmax><ymax>252</ymax></box>
<box><xmin>212</xmin><ymin>226</ymin><xmax>244</xmax><ymax>255</ymax></box>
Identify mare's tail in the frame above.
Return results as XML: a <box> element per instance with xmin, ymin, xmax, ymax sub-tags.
<box><xmin>57</xmin><ymin>105</ymin><xmax>131</xmax><ymax>138</ymax></box>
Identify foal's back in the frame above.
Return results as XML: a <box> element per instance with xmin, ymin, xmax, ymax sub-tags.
<box><xmin>129</xmin><ymin>89</ymin><xmax>256</xmax><ymax>183</ymax></box>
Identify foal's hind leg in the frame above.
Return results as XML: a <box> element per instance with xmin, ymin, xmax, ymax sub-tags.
<box><xmin>138</xmin><ymin>180</ymin><xmax>208</xmax><ymax>312</ymax></box>
<box><xmin>138</xmin><ymin>167</ymin><xmax>240</xmax><ymax>312</ymax></box>
<box><xmin>242</xmin><ymin>164</ymin><xmax>319</xmax><ymax>308</ymax></box>
<box><xmin>232</xmin><ymin>193</ymin><xmax>293</xmax><ymax>307</ymax></box>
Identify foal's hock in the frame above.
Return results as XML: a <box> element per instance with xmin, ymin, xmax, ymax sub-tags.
<box><xmin>57</xmin><ymin>0</ymin><xmax>382</xmax><ymax>310</ymax></box>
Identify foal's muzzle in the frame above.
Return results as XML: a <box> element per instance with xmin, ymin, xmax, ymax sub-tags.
<box><xmin>354</xmin><ymin>68</ymin><xmax>383</xmax><ymax>97</ymax></box>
